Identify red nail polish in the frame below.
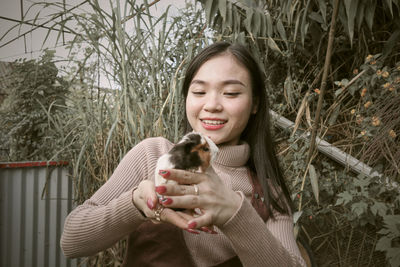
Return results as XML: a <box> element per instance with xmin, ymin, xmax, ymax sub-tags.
<box><xmin>185</xmin><ymin>229</ymin><xmax>200</xmax><ymax>234</ymax></box>
<box><xmin>200</xmin><ymin>227</ymin><xmax>209</xmax><ymax>232</ymax></box>
<box><xmin>188</xmin><ymin>221</ymin><xmax>197</xmax><ymax>229</ymax></box>
<box><xmin>159</xmin><ymin>170</ymin><xmax>170</xmax><ymax>178</ymax></box>
<box><xmin>155</xmin><ymin>186</ymin><xmax>167</xmax><ymax>194</ymax></box>
<box><xmin>147</xmin><ymin>199</ymin><xmax>154</xmax><ymax>210</ymax></box>
<box><xmin>161</xmin><ymin>198</ymin><xmax>173</xmax><ymax>205</ymax></box>
<box><xmin>200</xmin><ymin>227</ymin><xmax>217</xmax><ymax>234</ymax></box>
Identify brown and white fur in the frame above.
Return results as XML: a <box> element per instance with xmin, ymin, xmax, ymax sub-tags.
<box><xmin>155</xmin><ymin>132</ymin><xmax>218</xmax><ymax>192</ymax></box>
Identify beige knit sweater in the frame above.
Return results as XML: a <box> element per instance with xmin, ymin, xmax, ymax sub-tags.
<box><xmin>61</xmin><ymin>137</ymin><xmax>306</xmax><ymax>267</ymax></box>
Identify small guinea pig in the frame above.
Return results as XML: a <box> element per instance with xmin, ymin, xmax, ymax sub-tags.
<box><xmin>155</xmin><ymin>132</ymin><xmax>219</xmax><ymax>190</ymax></box>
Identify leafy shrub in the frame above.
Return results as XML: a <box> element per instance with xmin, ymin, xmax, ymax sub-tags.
<box><xmin>0</xmin><ymin>50</ymin><xmax>68</xmax><ymax>161</ymax></box>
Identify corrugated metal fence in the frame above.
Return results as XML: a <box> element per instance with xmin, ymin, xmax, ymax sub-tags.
<box><xmin>0</xmin><ymin>161</ymin><xmax>80</xmax><ymax>267</ymax></box>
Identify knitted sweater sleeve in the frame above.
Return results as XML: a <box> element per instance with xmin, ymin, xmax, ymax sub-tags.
<box><xmin>220</xmin><ymin>192</ymin><xmax>307</xmax><ymax>267</ymax></box>
<box><xmin>60</xmin><ymin>138</ymin><xmax>165</xmax><ymax>258</ymax></box>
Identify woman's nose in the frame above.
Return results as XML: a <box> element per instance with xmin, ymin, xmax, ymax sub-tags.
<box><xmin>203</xmin><ymin>94</ymin><xmax>223</xmax><ymax>112</ymax></box>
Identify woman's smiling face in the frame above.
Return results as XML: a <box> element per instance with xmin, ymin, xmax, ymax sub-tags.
<box><xmin>185</xmin><ymin>53</ymin><xmax>257</xmax><ymax>146</ymax></box>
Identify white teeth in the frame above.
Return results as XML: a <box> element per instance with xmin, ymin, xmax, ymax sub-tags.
<box><xmin>202</xmin><ymin>120</ymin><xmax>225</xmax><ymax>125</ymax></box>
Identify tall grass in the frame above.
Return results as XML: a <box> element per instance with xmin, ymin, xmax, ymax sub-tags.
<box><xmin>26</xmin><ymin>1</ymin><xmax>208</xmax><ymax>264</ymax></box>
<box><xmin>36</xmin><ymin>0</ymin><xmax>207</xmax><ymax>202</ymax></box>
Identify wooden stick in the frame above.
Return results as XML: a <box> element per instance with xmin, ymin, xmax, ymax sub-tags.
<box><xmin>270</xmin><ymin>110</ymin><xmax>382</xmax><ymax>179</ymax></box>
<box><xmin>307</xmin><ymin>0</ymin><xmax>340</xmax><ymax>164</ymax></box>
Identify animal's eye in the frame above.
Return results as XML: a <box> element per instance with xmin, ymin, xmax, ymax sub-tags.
<box><xmin>202</xmin><ymin>147</ymin><xmax>209</xmax><ymax>152</ymax></box>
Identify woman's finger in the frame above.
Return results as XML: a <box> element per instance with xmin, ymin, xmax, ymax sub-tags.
<box><xmin>176</xmin><ymin>210</ymin><xmax>196</xmax><ymax>221</ymax></box>
<box><xmin>187</xmin><ymin>213</ymin><xmax>213</xmax><ymax>230</ymax></box>
<box><xmin>157</xmin><ymin>207</ymin><xmax>190</xmax><ymax>229</ymax></box>
<box><xmin>159</xmin><ymin>195</ymin><xmax>200</xmax><ymax>210</ymax></box>
<box><xmin>158</xmin><ymin>169</ymin><xmax>206</xmax><ymax>184</ymax></box>
<box><xmin>200</xmin><ymin>226</ymin><xmax>218</xmax><ymax>234</ymax></box>
<box><xmin>178</xmin><ymin>211</ymin><xmax>217</xmax><ymax>234</ymax></box>
<box><xmin>156</xmin><ymin>183</ymin><xmax>199</xmax><ymax>196</ymax></box>
<box><xmin>133</xmin><ymin>180</ymin><xmax>158</xmax><ymax>214</ymax></box>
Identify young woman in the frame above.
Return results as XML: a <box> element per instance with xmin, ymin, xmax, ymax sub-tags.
<box><xmin>61</xmin><ymin>42</ymin><xmax>306</xmax><ymax>266</ymax></box>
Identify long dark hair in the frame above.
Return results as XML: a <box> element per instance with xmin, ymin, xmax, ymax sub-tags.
<box><xmin>182</xmin><ymin>42</ymin><xmax>293</xmax><ymax>218</ymax></box>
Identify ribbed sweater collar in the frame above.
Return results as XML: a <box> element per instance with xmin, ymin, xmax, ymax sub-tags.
<box><xmin>214</xmin><ymin>142</ymin><xmax>250</xmax><ymax>168</ymax></box>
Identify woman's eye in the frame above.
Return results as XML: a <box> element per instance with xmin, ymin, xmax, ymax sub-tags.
<box><xmin>192</xmin><ymin>91</ymin><xmax>205</xmax><ymax>95</ymax></box>
<box><xmin>224</xmin><ymin>92</ymin><xmax>241</xmax><ymax>96</ymax></box>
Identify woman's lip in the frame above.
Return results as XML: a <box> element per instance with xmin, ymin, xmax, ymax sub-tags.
<box><xmin>200</xmin><ymin>118</ymin><xmax>227</xmax><ymax>122</ymax></box>
<box><xmin>201</xmin><ymin>119</ymin><xmax>226</xmax><ymax>130</ymax></box>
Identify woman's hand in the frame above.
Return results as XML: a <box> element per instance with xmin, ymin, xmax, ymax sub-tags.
<box><xmin>156</xmin><ymin>168</ymin><xmax>242</xmax><ymax>230</ymax></box>
<box><xmin>132</xmin><ymin>180</ymin><xmax>191</xmax><ymax>229</ymax></box>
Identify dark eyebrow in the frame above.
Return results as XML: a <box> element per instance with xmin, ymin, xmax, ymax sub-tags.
<box><xmin>222</xmin><ymin>79</ymin><xmax>246</xmax><ymax>86</ymax></box>
<box><xmin>190</xmin><ymin>79</ymin><xmax>206</xmax><ymax>85</ymax></box>
<box><xmin>190</xmin><ymin>79</ymin><xmax>246</xmax><ymax>87</ymax></box>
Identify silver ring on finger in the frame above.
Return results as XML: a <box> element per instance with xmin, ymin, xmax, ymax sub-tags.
<box><xmin>154</xmin><ymin>205</ymin><xmax>165</xmax><ymax>221</ymax></box>
<box><xmin>193</xmin><ymin>184</ymin><xmax>199</xmax><ymax>195</ymax></box>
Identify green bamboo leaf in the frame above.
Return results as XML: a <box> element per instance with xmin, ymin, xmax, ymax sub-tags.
<box><xmin>222</xmin><ymin>0</ymin><xmax>231</xmax><ymax>31</ymax></box>
<box><xmin>394</xmin><ymin>0</ymin><xmax>400</xmax><ymax>10</ymax></box>
<box><xmin>382</xmin><ymin>29</ymin><xmax>400</xmax><ymax>60</ymax></box>
<box><xmin>344</xmin><ymin>0</ymin><xmax>359</xmax><ymax>46</ymax></box>
<box><xmin>205</xmin><ymin>0</ymin><xmax>218</xmax><ymax>25</ymax></box>
<box><xmin>205</xmin><ymin>0</ymin><xmax>213</xmax><ymax>24</ymax></box>
<box><xmin>300</xmin><ymin>0</ymin><xmax>311</xmax><ymax>46</ymax></box>
<box><xmin>293</xmin><ymin>10</ymin><xmax>301</xmax><ymax>42</ymax></box>
<box><xmin>301</xmin><ymin>22</ymin><xmax>309</xmax><ymax>47</ymax></box>
<box><xmin>260</xmin><ymin>11</ymin><xmax>267</xmax><ymax>36</ymax></box>
<box><xmin>266</xmin><ymin>12</ymin><xmax>273</xmax><ymax>36</ymax></box>
<box><xmin>318</xmin><ymin>0</ymin><xmax>327</xmax><ymax>24</ymax></box>
<box><xmin>226</xmin><ymin>1</ymin><xmax>233</xmax><ymax>31</ymax></box>
<box><xmin>104</xmin><ymin>117</ymin><xmax>118</xmax><ymax>154</ymax></box>
<box><xmin>218</xmin><ymin>0</ymin><xmax>227</xmax><ymax>22</ymax></box>
<box><xmin>233</xmin><ymin>6</ymin><xmax>240</xmax><ymax>32</ymax></box>
<box><xmin>365</xmin><ymin>0</ymin><xmax>377</xmax><ymax>31</ymax></box>
<box><xmin>268</xmin><ymin>37</ymin><xmax>283</xmax><ymax>54</ymax></box>
<box><xmin>356</xmin><ymin>2</ymin><xmax>366</xmax><ymax>31</ymax></box>
<box><xmin>41</xmin><ymin>28</ymin><xmax>54</xmax><ymax>50</ymax></box>
<box><xmin>277</xmin><ymin>18</ymin><xmax>288</xmax><ymax>48</ymax></box>
<box><xmin>288</xmin><ymin>0</ymin><xmax>299</xmax><ymax>26</ymax></box>
<box><xmin>244</xmin><ymin>7</ymin><xmax>254</xmax><ymax>34</ymax></box>
<box><xmin>385</xmin><ymin>0</ymin><xmax>394</xmax><ymax>17</ymax></box>
<box><xmin>0</xmin><ymin>22</ymin><xmax>21</xmax><ymax>43</ymax></box>
<box><xmin>281</xmin><ymin>0</ymin><xmax>289</xmax><ymax>22</ymax></box>
<box><xmin>338</xmin><ymin>0</ymin><xmax>349</xmax><ymax>35</ymax></box>
<box><xmin>309</xmin><ymin>164</ymin><xmax>319</xmax><ymax>204</ymax></box>
<box><xmin>309</xmin><ymin>12</ymin><xmax>324</xmax><ymax>24</ymax></box>
<box><xmin>252</xmin><ymin>10</ymin><xmax>261</xmax><ymax>36</ymax></box>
